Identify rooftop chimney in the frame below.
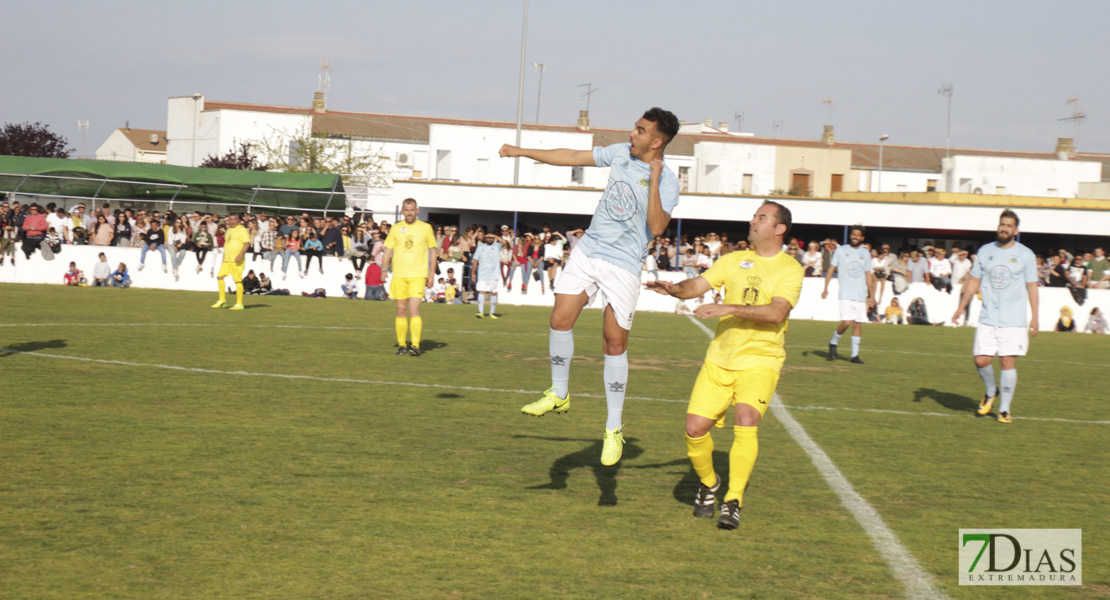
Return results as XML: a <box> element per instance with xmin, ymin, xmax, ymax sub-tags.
<box><xmin>1055</xmin><ymin>137</ymin><xmax>1076</xmax><ymax>160</ymax></box>
<box><xmin>822</xmin><ymin>124</ymin><xmax>835</xmax><ymax>146</ymax></box>
<box><xmin>703</xmin><ymin>118</ymin><xmax>713</xmax><ymax>128</ymax></box>
<box><xmin>312</xmin><ymin>91</ymin><xmax>327</xmax><ymax>114</ymax></box>
<box><xmin>149</xmin><ymin>133</ymin><xmax>160</xmax><ymax>145</ymax></box>
<box><xmin>718</xmin><ymin>121</ymin><xmax>729</xmax><ymax>132</ymax></box>
<box><xmin>577</xmin><ymin>110</ymin><xmax>590</xmax><ymax>131</ymax></box>
<box><xmin>125</xmin><ymin>121</ymin><xmax>130</xmax><ymax>132</ymax></box>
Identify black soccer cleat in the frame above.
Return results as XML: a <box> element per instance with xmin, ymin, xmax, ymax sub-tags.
<box><xmin>717</xmin><ymin>499</ymin><xmax>741</xmax><ymax>530</ymax></box>
<box><xmin>693</xmin><ymin>474</ymin><xmax>720</xmax><ymax>518</ymax></box>
<box><xmin>849</xmin><ymin>356</ymin><xmax>864</xmax><ymax>364</ymax></box>
<box><xmin>828</xmin><ymin>343</ymin><xmax>838</xmax><ymax>361</ymax></box>
<box><xmin>396</xmin><ymin>345</ymin><xmax>409</xmax><ymax>356</ymax></box>
<box><xmin>408</xmin><ymin>345</ymin><xmax>422</xmax><ymax>357</ymax></box>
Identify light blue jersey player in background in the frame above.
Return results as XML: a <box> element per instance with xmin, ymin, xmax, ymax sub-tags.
<box><xmin>499</xmin><ymin>107</ymin><xmax>681</xmax><ymax>466</ymax></box>
<box><xmin>952</xmin><ymin>209</ymin><xmax>1039</xmax><ymax>424</ymax></box>
<box><xmin>472</xmin><ymin>229</ymin><xmax>507</xmax><ymax>318</ymax></box>
<box><xmin>821</xmin><ymin>225</ymin><xmax>876</xmax><ymax>363</ymax></box>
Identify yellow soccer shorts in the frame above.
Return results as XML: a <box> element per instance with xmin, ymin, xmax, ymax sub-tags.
<box><xmin>687</xmin><ymin>360</ymin><xmax>779</xmax><ymax>424</ymax></box>
<box><xmin>390</xmin><ymin>276</ymin><xmax>426</xmax><ymax>300</ymax></box>
<box><xmin>217</xmin><ymin>261</ymin><xmax>245</xmax><ymax>283</ymax></box>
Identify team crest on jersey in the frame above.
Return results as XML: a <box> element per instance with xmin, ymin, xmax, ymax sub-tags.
<box><xmin>601</xmin><ymin>180</ymin><xmax>638</xmax><ymax>222</ymax></box>
<box><xmin>1010</xmin><ymin>257</ymin><xmax>1018</xmax><ymax>263</ymax></box>
<box><xmin>742</xmin><ymin>276</ymin><xmax>763</xmax><ymax>304</ymax></box>
<box><xmin>638</xmin><ymin>177</ymin><xmax>650</xmax><ymax>188</ymax></box>
<box><xmin>740</xmin><ymin>260</ymin><xmax>754</xmax><ymax>269</ymax></box>
<box><xmin>400</xmin><ymin>227</ymin><xmax>408</xmax><ymax>233</ymax></box>
<box><xmin>989</xmin><ymin>265</ymin><xmax>1012</xmax><ymax>289</ymax></box>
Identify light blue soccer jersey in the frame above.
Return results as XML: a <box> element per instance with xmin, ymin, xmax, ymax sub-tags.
<box><xmin>970</xmin><ymin>241</ymin><xmax>1037</xmax><ymax>327</ymax></box>
<box><xmin>473</xmin><ymin>241</ymin><xmax>502</xmax><ymax>282</ymax></box>
<box><xmin>831</xmin><ymin>244</ymin><xmax>872</xmax><ymax>302</ymax></box>
<box><xmin>572</xmin><ymin>143</ymin><xmax>681</xmax><ymax>275</ymax></box>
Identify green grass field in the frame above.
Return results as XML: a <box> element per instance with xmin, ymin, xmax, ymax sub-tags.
<box><xmin>1</xmin><ymin>283</ymin><xmax>1106</xmax><ymax>599</ymax></box>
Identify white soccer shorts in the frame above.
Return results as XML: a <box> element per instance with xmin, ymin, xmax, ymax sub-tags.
<box><xmin>973</xmin><ymin>324</ymin><xmax>1029</xmax><ymax>357</ymax></box>
<box><xmin>554</xmin><ymin>246</ymin><xmax>640</xmax><ymax>330</ymax></box>
<box><xmin>839</xmin><ymin>299</ymin><xmax>868</xmax><ymax>323</ymax></box>
<box><xmin>475</xmin><ymin>280</ymin><xmax>499</xmax><ymax>293</ymax></box>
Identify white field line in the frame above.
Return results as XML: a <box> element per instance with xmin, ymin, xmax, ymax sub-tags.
<box><xmin>685</xmin><ymin>315</ymin><xmax>949</xmax><ymax>600</ymax></box>
<box><xmin>1</xmin><ymin>322</ymin><xmax>1104</xmax><ymax>367</ymax></box>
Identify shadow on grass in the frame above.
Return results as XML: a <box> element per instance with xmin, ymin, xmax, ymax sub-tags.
<box><xmin>628</xmin><ymin>450</ymin><xmax>732</xmax><ymax>507</ymax></box>
<box><xmin>912</xmin><ymin>387</ymin><xmax>978</xmax><ymax>413</ymax></box>
<box><xmin>242</xmin><ymin>303</ymin><xmax>271</xmax><ymax>309</ymax></box>
<box><xmin>0</xmin><ymin>339</ymin><xmax>67</xmax><ymax>357</ymax></box>
<box><xmin>437</xmin><ymin>393</ymin><xmax>462</xmax><ymax>399</ymax></box>
<box><xmin>417</xmin><ymin>339</ymin><xmax>448</xmax><ymax>353</ymax></box>
<box><xmin>515</xmin><ymin>435</ymin><xmax>643</xmax><ymax>507</ymax></box>
<box><xmin>801</xmin><ymin>349</ymin><xmax>837</xmax><ymax>361</ymax></box>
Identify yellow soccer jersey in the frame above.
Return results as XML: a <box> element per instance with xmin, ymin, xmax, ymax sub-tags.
<box><xmin>223</xmin><ymin>225</ymin><xmax>251</xmax><ymax>264</ymax></box>
<box><xmin>702</xmin><ymin>250</ymin><xmax>804</xmax><ymax>371</ymax></box>
<box><xmin>384</xmin><ymin>219</ymin><xmax>436</xmax><ymax>278</ymax></box>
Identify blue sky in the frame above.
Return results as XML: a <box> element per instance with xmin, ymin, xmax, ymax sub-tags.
<box><xmin>2</xmin><ymin>0</ymin><xmax>1106</xmax><ymax>158</ymax></box>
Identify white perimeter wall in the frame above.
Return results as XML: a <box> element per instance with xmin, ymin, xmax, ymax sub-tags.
<box><xmin>387</xmin><ymin>180</ymin><xmax>1110</xmax><ymax>236</ymax></box>
<box><xmin>858</xmin><ymin>169</ymin><xmax>937</xmax><ymax>193</ymax></box>
<box><xmin>943</xmin><ymin>155</ymin><xmax>1102</xmax><ymax>198</ymax></box>
<box><xmin>5</xmin><ymin>244</ymin><xmax>1107</xmax><ymax>333</ymax></box>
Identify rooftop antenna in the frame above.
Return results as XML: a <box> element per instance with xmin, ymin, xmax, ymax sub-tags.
<box><xmin>1059</xmin><ymin>97</ymin><xmax>1086</xmax><ymax>141</ymax></box>
<box><xmin>937</xmin><ymin>83</ymin><xmax>953</xmax><ymax>159</ymax></box>
<box><xmin>772</xmin><ymin>118</ymin><xmax>784</xmax><ymax>137</ymax></box>
<box><xmin>533</xmin><ymin>62</ymin><xmax>546</xmax><ymax>123</ymax></box>
<box><xmin>578</xmin><ymin>83</ymin><xmax>598</xmax><ymax>113</ymax></box>
<box><xmin>318</xmin><ymin>59</ymin><xmax>333</xmax><ymax>93</ymax></box>
<box><xmin>77</xmin><ymin>120</ymin><xmax>89</xmax><ymax>158</ymax></box>
<box><xmin>822</xmin><ymin>96</ymin><xmax>835</xmax><ymax>125</ymax></box>
<box><xmin>734</xmin><ymin>110</ymin><xmax>744</xmax><ymax>132</ymax></box>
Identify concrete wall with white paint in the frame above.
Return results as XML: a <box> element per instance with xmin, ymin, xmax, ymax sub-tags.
<box><xmin>857</xmin><ymin>169</ymin><xmax>937</xmax><ymax>193</ymax></box>
<box><xmin>5</xmin><ymin>244</ymin><xmax>1106</xmax><ymax>333</ymax></box>
<box><xmin>692</xmin><ymin>142</ymin><xmax>776</xmax><ymax>195</ymax></box>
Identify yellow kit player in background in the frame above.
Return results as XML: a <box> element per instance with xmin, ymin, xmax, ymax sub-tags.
<box><xmin>645</xmin><ymin>200</ymin><xmax>803</xmax><ymax>530</ymax></box>
<box><xmin>382</xmin><ymin>198</ymin><xmax>436</xmax><ymax>356</ymax></box>
<box><xmin>211</xmin><ymin>212</ymin><xmax>250</xmax><ymax>310</ymax></box>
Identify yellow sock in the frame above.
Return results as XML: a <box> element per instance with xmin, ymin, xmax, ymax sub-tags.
<box><xmin>235</xmin><ymin>282</ymin><xmax>244</xmax><ymax>306</ymax></box>
<box><xmin>218</xmin><ymin>281</ymin><xmax>226</xmax><ymax>303</ymax></box>
<box><xmin>410</xmin><ymin>316</ymin><xmax>423</xmax><ymax>347</ymax></box>
<box><xmin>395</xmin><ymin>317</ymin><xmax>408</xmax><ymax>346</ymax></box>
<box><xmin>685</xmin><ymin>431</ymin><xmax>716</xmax><ymax>487</ymax></box>
<box><xmin>724</xmin><ymin>426</ymin><xmax>759</xmax><ymax>505</ymax></box>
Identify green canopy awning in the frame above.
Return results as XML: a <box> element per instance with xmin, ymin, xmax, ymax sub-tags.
<box><xmin>0</xmin><ymin>155</ymin><xmax>345</xmax><ymax>211</ymax></box>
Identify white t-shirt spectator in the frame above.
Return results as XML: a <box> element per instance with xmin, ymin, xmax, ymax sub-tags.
<box><xmin>930</xmin><ymin>257</ymin><xmax>952</xmax><ymax>278</ymax></box>
<box><xmin>951</xmin><ymin>256</ymin><xmax>972</xmax><ymax>283</ymax></box>
<box><xmin>46</xmin><ymin>212</ymin><xmax>70</xmax><ymax>240</ymax></box>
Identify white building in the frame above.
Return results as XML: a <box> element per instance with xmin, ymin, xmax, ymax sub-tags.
<box><xmin>95</xmin><ymin>128</ymin><xmax>168</xmax><ymax>163</ymax></box>
<box><xmin>942</xmin><ymin>154</ymin><xmax>1101</xmax><ymax>198</ymax></box>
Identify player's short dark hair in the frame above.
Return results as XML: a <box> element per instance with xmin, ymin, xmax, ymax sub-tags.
<box><xmin>762</xmin><ymin>200</ymin><xmax>792</xmax><ymax>240</ymax></box>
<box><xmin>848</xmin><ymin>224</ymin><xmax>865</xmax><ymax>237</ymax></box>
<box><xmin>1000</xmin><ymin>209</ymin><xmax>1019</xmax><ymax>226</ymax></box>
<box><xmin>402</xmin><ymin>197</ymin><xmax>418</xmax><ymax>207</ymax></box>
<box><xmin>642</xmin><ymin>107</ymin><xmax>679</xmax><ymax>147</ymax></box>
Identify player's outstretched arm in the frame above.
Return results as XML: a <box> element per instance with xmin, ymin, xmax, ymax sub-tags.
<box><xmin>499</xmin><ymin>145</ymin><xmax>595</xmax><ymax>167</ymax></box>
<box><xmin>951</xmin><ymin>276</ymin><xmax>980</xmax><ymax>324</ymax></box>
<box><xmin>644</xmin><ymin>276</ymin><xmax>712</xmax><ymax>299</ymax></box>
<box><xmin>821</xmin><ymin>266</ymin><xmax>837</xmax><ymax>299</ymax></box>
<box><xmin>696</xmin><ymin>296</ymin><xmax>794</xmax><ymax>324</ymax></box>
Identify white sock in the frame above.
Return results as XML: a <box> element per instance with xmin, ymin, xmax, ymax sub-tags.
<box><xmin>851</xmin><ymin>336</ymin><xmax>861</xmax><ymax>358</ymax></box>
<box><xmin>549</xmin><ymin>328</ymin><xmax>573</xmax><ymax>399</ymax></box>
<box><xmin>603</xmin><ymin>352</ymin><xmax>628</xmax><ymax>431</ymax></box>
<box><xmin>999</xmin><ymin>369</ymin><xmax>1017</xmax><ymax>414</ymax></box>
<box><xmin>477</xmin><ymin>292</ymin><xmax>486</xmax><ymax>314</ymax></box>
<box><xmin>977</xmin><ymin>365</ymin><xmax>997</xmax><ymax>397</ymax></box>
<box><xmin>830</xmin><ymin>331</ymin><xmax>843</xmax><ymax>345</ymax></box>
<box><xmin>489</xmin><ymin>294</ymin><xmax>497</xmax><ymax>315</ymax></box>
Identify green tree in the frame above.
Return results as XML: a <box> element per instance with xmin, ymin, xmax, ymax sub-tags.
<box><xmin>199</xmin><ymin>141</ymin><xmax>269</xmax><ymax>171</ymax></box>
<box><xmin>258</xmin><ymin>123</ymin><xmax>389</xmax><ymax>187</ymax></box>
<box><xmin>0</xmin><ymin>122</ymin><xmax>73</xmax><ymax>158</ymax></box>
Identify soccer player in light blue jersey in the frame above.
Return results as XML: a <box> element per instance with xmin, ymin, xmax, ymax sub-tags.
<box><xmin>499</xmin><ymin>107</ymin><xmax>681</xmax><ymax>465</ymax></box>
<box><xmin>472</xmin><ymin>229</ymin><xmax>508</xmax><ymax>318</ymax></box>
<box><xmin>821</xmin><ymin>225</ymin><xmax>876</xmax><ymax>363</ymax></box>
<box><xmin>952</xmin><ymin>209</ymin><xmax>1039</xmax><ymax>424</ymax></box>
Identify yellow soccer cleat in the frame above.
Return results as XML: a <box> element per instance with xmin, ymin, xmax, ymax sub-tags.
<box><xmin>600</xmin><ymin>427</ymin><xmax>624</xmax><ymax>466</ymax></box>
<box><xmin>210</xmin><ymin>301</ymin><xmax>227</xmax><ymax>309</ymax></box>
<box><xmin>521</xmin><ymin>387</ymin><xmax>569</xmax><ymax>417</ymax></box>
<box><xmin>997</xmin><ymin>411</ymin><xmax>1012</xmax><ymax>424</ymax></box>
<box><xmin>229</xmin><ymin>304</ymin><xmax>245</xmax><ymax>311</ymax></box>
<box><xmin>976</xmin><ymin>394</ymin><xmax>995</xmax><ymax>416</ymax></box>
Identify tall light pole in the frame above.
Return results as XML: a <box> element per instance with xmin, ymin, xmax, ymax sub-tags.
<box><xmin>533</xmin><ymin>62</ymin><xmax>545</xmax><ymax>123</ymax></box>
<box><xmin>938</xmin><ymin>83</ymin><xmax>953</xmax><ymax>159</ymax></box>
<box><xmin>512</xmin><ymin>0</ymin><xmax>528</xmax><ymax>185</ymax></box>
<box><xmin>877</xmin><ymin>134</ymin><xmax>889</xmax><ymax>192</ymax></box>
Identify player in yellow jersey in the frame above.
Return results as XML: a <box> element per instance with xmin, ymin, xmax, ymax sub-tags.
<box><xmin>382</xmin><ymin>198</ymin><xmax>437</xmax><ymax>356</ymax></box>
<box><xmin>645</xmin><ymin>200</ymin><xmax>803</xmax><ymax>530</ymax></box>
<box><xmin>211</xmin><ymin>213</ymin><xmax>251</xmax><ymax>310</ymax></box>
